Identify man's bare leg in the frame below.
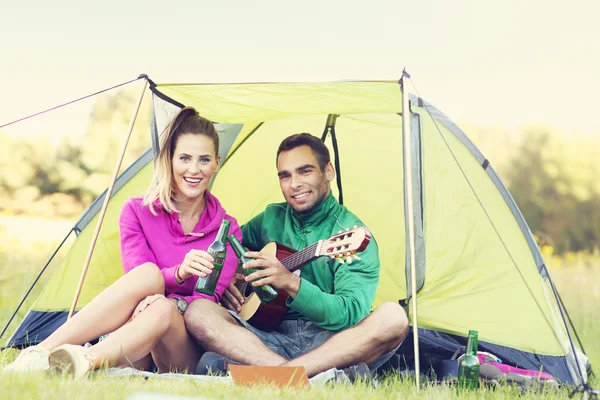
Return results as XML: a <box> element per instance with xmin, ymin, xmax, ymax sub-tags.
<box><xmin>184</xmin><ymin>299</ymin><xmax>287</xmax><ymax>366</ymax></box>
<box><xmin>283</xmin><ymin>302</ymin><xmax>408</xmax><ymax>377</ymax></box>
<box><xmin>39</xmin><ymin>263</ymin><xmax>164</xmax><ymax>351</ymax></box>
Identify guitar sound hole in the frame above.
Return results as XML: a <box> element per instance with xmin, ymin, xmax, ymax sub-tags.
<box><xmin>244</xmin><ymin>285</ymin><xmax>254</xmax><ymax>297</ymax></box>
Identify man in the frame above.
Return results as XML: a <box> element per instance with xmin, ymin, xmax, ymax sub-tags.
<box><xmin>184</xmin><ymin>133</ymin><xmax>408</xmax><ymax>379</ymax></box>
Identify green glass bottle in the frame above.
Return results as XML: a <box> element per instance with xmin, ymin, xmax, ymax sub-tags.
<box><xmin>227</xmin><ymin>235</ymin><xmax>278</xmax><ymax>303</ymax></box>
<box><xmin>195</xmin><ymin>219</ymin><xmax>230</xmax><ymax>295</ymax></box>
<box><xmin>457</xmin><ymin>330</ymin><xmax>480</xmax><ymax>391</ymax></box>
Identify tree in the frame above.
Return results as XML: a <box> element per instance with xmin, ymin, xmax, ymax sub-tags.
<box><xmin>505</xmin><ymin>128</ymin><xmax>598</xmax><ymax>254</ymax></box>
<box><xmin>77</xmin><ymin>87</ymin><xmax>152</xmax><ymax>200</ymax></box>
<box><xmin>0</xmin><ymin>86</ymin><xmax>152</xmax><ymax>217</ymax></box>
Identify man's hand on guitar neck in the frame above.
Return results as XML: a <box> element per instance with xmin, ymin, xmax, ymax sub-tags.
<box><xmin>243</xmin><ymin>251</ymin><xmax>301</xmax><ymax>299</ymax></box>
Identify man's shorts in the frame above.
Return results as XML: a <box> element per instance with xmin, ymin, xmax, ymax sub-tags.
<box><xmin>226</xmin><ymin>310</ymin><xmax>399</xmax><ymax>372</ymax></box>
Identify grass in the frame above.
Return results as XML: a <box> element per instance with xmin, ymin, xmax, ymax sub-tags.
<box><xmin>0</xmin><ymin>215</ymin><xmax>598</xmax><ymax>399</ymax></box>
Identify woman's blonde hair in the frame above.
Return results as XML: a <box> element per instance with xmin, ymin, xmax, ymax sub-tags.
<box><xmin>143</xmin><ymin>107</ymin><xmax>219</xmax><ymax>215</ymax></box>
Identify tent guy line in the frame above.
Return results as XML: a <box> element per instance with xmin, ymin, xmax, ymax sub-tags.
<box><xmin>0</xmin><ymin>75</ymin><xmax>147</xmax><ymax>130</ymax></box>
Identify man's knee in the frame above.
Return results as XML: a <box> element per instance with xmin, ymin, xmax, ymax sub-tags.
<box><xmin>183</xmin><ymin>299</ymin><xmax>226</xmax><ymax>341</ymax></box>
<box><xmin>370</xmin><ymin>302</ymin><xmax>409</xmax><ymax>347</ymax></box>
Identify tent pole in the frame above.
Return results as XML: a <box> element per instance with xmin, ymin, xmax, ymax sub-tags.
<box><xmin>401</xmin><ymin>69</ymin><xmax>420</xmax><ymax>391</ymax></box>
<box><xmin>67</xmin><ymin>79</ymin><xmax>148</xmax><ymax>319</ymax></box>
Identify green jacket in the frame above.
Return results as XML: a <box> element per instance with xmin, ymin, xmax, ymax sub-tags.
<box><xmin>241</xmin><ymin>192</ymin><xmax>380</xmax><ymax>331</ymax></box>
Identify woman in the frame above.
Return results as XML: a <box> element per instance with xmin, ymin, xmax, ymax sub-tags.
<box><xmin>5</xmin><ymin>107</ymin><xmax>241</xmax><ymax>378</ymax></box>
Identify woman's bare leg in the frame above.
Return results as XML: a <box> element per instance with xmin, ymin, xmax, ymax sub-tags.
<box><xmin>87</xmin><ymin>298</ymin><xmax>202</xmax><ymax>373</ymax></box>
<box><xmin>125</xmin><ymin>354</ymin><xmax>154</xmax><ymax>371</ymax></box>
<box><xmin>39</xmin><ymin>263</ymin><xmax>164</xmax><ymax>351</ymax></box>
<box><xmin>151</xmin><ymin>305</ymin><xmax>204</xmax><ymax>373</ymax></box>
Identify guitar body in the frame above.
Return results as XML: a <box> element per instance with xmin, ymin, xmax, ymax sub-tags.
<box><xmin>235</xmin><ymin>242</ymin><xmax>295</xmax><ymax>332</ymax></box>
<box><xmin>233</xmin><ymin>226</ymin><xmax>371</xmax><ymax>332</ymax></box>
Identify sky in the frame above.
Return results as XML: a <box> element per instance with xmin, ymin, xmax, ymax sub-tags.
<box><xmin>1</xmin><ymin>0</ymin><xmax>600</xmax><ymax>144</ymax></box>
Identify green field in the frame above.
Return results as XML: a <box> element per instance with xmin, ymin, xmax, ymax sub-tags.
<box><xmin>0</xmin><ymin>216</ymin><xmax>597</xmax><ymax>399</ymax></box>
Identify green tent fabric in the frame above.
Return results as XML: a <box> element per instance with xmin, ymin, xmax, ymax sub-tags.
<box><xmin>4</xmin><ymin>79</ymin><xmax>585</xmax><ymax>385</ymax></box>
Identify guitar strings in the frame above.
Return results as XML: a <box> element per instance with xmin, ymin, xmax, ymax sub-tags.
<box><xmin>280</xmin><ymin>232</ymin><xmax>357</xmax><ymax>269</ymax></box>
<box><xmin>281</xmin><ymin>243</ymin><xmax>319</xmax><ymax>270</ymax></box>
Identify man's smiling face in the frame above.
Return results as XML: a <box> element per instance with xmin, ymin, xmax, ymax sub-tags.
<box><xmin>277</xmin><ymin>145</ymin><xmax>334</xmax><ymax>214</ymax></box>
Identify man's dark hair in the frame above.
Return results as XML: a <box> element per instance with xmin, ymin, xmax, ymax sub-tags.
<box><xmin>276</xmin><ymin>133</ymin><xmax>331</xmax><ymax>171</ymax></box>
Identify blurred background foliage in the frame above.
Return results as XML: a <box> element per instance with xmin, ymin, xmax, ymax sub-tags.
<box><xmin>466</xmin><ymin>123</ymin><xmax>600</xmax><ymax>256</ymax></box>
<box><xmin>0</xmin><ymin>87</ymin><xmax>152</xmax><ymax>218</ymax></box>
<box><xmin>0</xmin><ymin>89</ymin><xmax>599</xmax><ymax>256</ymax></box>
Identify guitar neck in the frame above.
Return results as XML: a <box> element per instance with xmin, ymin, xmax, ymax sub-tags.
<box><xmin>280</xmin><ymin>242</ymin><xmax>320</xmax><ymax>272</ymax></box>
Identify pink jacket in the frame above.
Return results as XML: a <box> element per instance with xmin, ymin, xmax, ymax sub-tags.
<box><xmin>119</xmin><ymin>192</ymin><xmax>242</xmax><ymax>305</ymax></box>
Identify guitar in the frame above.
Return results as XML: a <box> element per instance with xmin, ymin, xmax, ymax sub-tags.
<box><xmin>233</xmin><ymin>226</ymin><xmax>371</xmax><ymax>332</ymax></box>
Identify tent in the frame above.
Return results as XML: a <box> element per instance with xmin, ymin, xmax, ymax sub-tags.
<box><xmin>2</xmin><ymin>76</ymin><xmax>588</xmax><ymax>385</ymax></box>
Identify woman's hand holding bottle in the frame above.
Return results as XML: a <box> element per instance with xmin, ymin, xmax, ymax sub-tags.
<box><xmin>176</xmin><ymin>250</ymin><xmax>215</xmax><ymax>282</ymax></box>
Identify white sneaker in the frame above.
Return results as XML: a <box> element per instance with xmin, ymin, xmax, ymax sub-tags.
<box><xmin>48</xmin><ymin>344</ymin><xmax>96</xmax><ymax>379</ymax></box>
<box><xmin>4</xmin><ymin>347</ymin><xmax>50</xmax><ymax>372</ymax></box>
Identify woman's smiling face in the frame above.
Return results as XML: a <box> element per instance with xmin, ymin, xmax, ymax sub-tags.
<box><xmin>171</xmin><ymin>133</ymin><xmax>220</xmax><ymax>200</ymax></box>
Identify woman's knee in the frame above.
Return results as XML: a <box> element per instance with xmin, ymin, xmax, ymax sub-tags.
<box><xmin>143</xmin><ymin>297</ymin><xmax>176</xmax><ymax>331</ymax></box>
<box><xmin>129</xmin><ymin>262</ymin><xmax>165</xmax><ymax>294</ymax></box>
